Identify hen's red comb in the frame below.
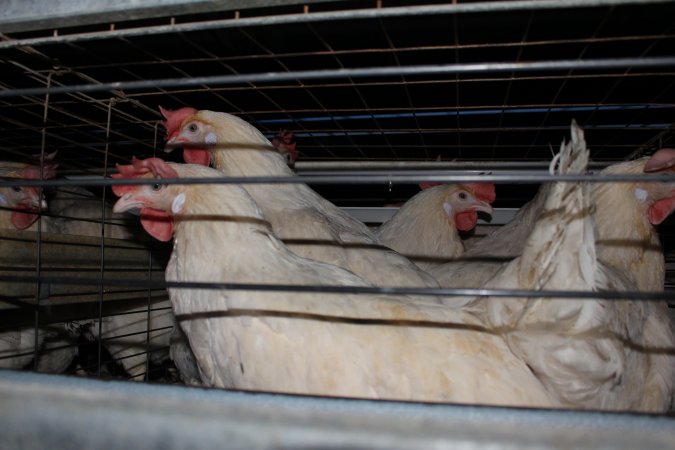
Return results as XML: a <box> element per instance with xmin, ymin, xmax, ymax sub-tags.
<box><xmin>465</xmin><ymin>182</ymin><xmax>496</xmax><ymax>203</ymax></box>
<box><xmin>114</xmin><ymin>157</ymin><xmax>178</xmax><ymax>179</ymax></box>
<box><xmin>644</xmin><ymin>148</ymin><xmax>675</xmax><ymax>173</ymax></box>
<box><xmin>112</xmin><ymin>157</ymin><xmax>178</xmax><ymax>197</ymax></box>
<box><xmin>159</xmin><ymin>106</ymin><xmax>198</xmax><ymax>140</ymax></box>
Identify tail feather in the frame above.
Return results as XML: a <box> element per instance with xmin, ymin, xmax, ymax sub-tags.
<box><xmin>517</xmin><ymin>120</ymin><xmax>594</xmax><ymax>290</ymax></box>
<box><xmin>487</xmin><ymin>120</ymin><xmax>594</xmax><ymax>329</ymax></box>
<box><xmin>486</xmin><ymin>122</ymin><xmax>674</xmax><ymax>411</ymax></box>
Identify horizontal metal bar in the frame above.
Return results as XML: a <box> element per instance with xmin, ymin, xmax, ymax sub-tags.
<box><xmin>0</xmin><ymin>0</ymin><xmax>335</xmax><ymax>34</ymax></box>
<box><xmin>0</xmin><ymin>371</ymin><xmax>673</xmax><ymax>450</ymax></box>
<box><xmin>98</xmin><ymin>326</ymin><xmax>173</xmax><ymax>345</ymax></box>
<box><xmin>1</xmin><ymin>274</ymin><xmax>674</xmax><ymax>301</ymax></box>
<box><xmin>295</xmin><ymin>160</ymin><xmax>617</xmax><ymax>172</ymax></box>
<box><xmin>260</xmin><ymin>104</ymin><xmax>675</xmax><ymax>125</ymax></box>
<box><xmin>346</xmin><ymin>206</ymin><xmax>518</xmax><ymax>225</ymax></box>
<box><xmin>0</xmin><ymin>0</ymin><xmax>671</xmax><ymax>45</ymax></box>
<box><xmin>3</xmin><ymin>172</ymin><xmax>675</xmax><ymax>189</ymax></box>
<box><xmin>1</xmin><ymin>56</ymin><xmax>674</xmax><ymax>99</ymax></box>
<box><xmin>49</xmin><ymin>160</ymin><xmax>620</xmax><ymax>176</ymax></box>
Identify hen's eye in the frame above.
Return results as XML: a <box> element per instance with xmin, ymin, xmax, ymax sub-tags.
<box><xmin>458</xmin><ymin>192</ymin><xmax>468</xmax><ymax>200</ymax></box>
<box><xmin>11</xmin><ymin>186</ymin><xmax>22</xmax><ymax>192</ymax></box>
<box><xmin>152</xmin><ymin>183</ymin><xmax>163</xmax><ymax>191</ymax></box>
<box><xmin>187</xmin><ymin>123</ymin><xmax>198</xmax><ymax>133</ymax></box>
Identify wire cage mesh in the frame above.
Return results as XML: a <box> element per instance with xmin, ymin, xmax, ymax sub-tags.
<box><xmin>0</xmin><ymin>0</ymin><xmax>675</xmax><ymax>446</ymax></box>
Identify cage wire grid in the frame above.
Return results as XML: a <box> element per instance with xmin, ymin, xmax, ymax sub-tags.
<box><xmin>0</xmin><ymin>0</ymin><xmax>674</xmax><ymax>434</ymax></box>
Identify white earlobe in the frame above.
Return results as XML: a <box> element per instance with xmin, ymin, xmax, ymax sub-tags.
<box><xmin>442</xmin><ymin>201</ymin><xmax>454</xmax><ymax>217</ymax></box>
<box><xmin>172</xmin><ymin>192</ymin><xmax>186</xmax><ymax>214</ymax></box>
<box><xmin>205</xmin><ymin>132</ymin><xmax>217</xmax><ymax>146</ymax></box>
<box><xmin>634</xmin><ymin>188</ymin><xmax>648</xmax><ymax>202</ymax></box>
<box><xmin>0</xmin><ymin>194</ymin><xmax>7</xmax><ymax>206</ymax></box>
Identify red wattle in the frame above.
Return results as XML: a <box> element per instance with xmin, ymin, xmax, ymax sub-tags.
<box><xmin>455</xmin><ymin>211</ymin><xmax>478</xmax><ymax>231</ymax></box>
<box><xmin>648</xmin><ymin>197</ymin><xmax>675</xmax><ymax>225</ymax></box>
<box><xmin>184</xmin><ymin>148</ymin><xmax>211</xmax><ymax>166</ymax></box>
<box><xmin>140</xmin><ymin>208</ymin><xmax>174</xmax><ymax>241</ymax></box>
<box><xmin>11</xmin><ymin>209</ymin><xmax>38</xmax><ymax>230</ymax></box>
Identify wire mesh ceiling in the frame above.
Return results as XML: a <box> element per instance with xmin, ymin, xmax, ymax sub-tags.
<box><xmin>1</xmin><ymin>0</ymin><xmax>675</xmax><ymax>411</ymax></box>
<box><xmin>0</xmin><ymin>0</ymin><xmax>674</xmax><ymax>208</ymax></box>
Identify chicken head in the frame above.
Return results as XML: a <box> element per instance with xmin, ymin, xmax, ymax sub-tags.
<box><xmin>159</xmin><ymin>106</ymin><xmax>198</xmax><ymax>140</ymax></box>
<box><xmin>641</xmin><ymin>148</ymin><xmax>675</xmax><ymax>225</ymax></box>
<box><xmin>444</xmin><ymin>184</ymin><xmax>494</xmax><ymax>231</ymax></box>
<box><xmin>160</xmin><ymin>106</ymin><xmax>211</xmax><ymax>166</ymax></box>
<box><xmin>0</xmin><ymin>164</ymin><xmax>54</xmax><ymax>230</ymax></box>
<box><xmin>111</xmin><ymin>157</ymin><xmax>181</xmax><ymax>242</ymax></box>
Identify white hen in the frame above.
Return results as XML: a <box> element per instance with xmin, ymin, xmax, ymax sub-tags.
<box><xmin>481</xmin><ymin>122</ymin><xmax>675</xmax><ymax>412</ymax></box>
<box><xmin>0</xmin><ymin>161</ymin><xmax>76</xmax><ymax>373</ymax></box>
<box><xmin>111</xmin><ymin>157</ymin><xmax>555</xmax><ymax>408</ymax></box>
<box><xmin>162</xmin><ymin>107</ymin><xmax>438</xmax><ymax>289</ymax></box>
<box><xmin>376</xmin><ymin>183</ymin><xmax>494</xmax><ymax>270</ymax></box>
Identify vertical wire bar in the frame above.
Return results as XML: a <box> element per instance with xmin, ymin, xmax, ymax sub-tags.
<box><xmin>95</xmin><ymin>98</ymin><xmax>114</xmax><ymax>377</ymax></box>
<box><xmin>32</xmin><ymin>71</ymin><xmax>54</xmax><ymax>370</ymax></box>
<box><xmin>4</xmin><ymin>55</ymin><xmax>156</xmax><ymax>169</ymax></box>
<box><xmin>144</xmin><ymin>121</ymin><xmax>160</xmax><ymax>381</ymax></box>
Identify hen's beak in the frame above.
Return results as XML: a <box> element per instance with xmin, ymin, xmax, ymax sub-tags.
<box><xmin>113</xmin><ymin>194</ymin><xmax>143</xmax><ymax>214</ymax></box>
<box><xmin>23</xmin><ymin>188</ymin><xmax>47</xmax><ymax>211</ymax></box>
<box><xmin>23</xmin><ymin>199</ymin><xmax>46</xmax><ymax>211</ymax></box>
<box><xmin>472</xmin><ymin>201</ymin><xmax>493</xmax><ymax>216</ymax></box>
<box><xmin>164</xmin><ymin>134</ymin><xmax>187</xmax><ymax>153</ymax></box>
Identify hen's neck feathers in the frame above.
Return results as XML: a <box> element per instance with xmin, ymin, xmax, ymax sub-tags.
<box><xmin>170</xmin><ymin>164</ymin><xmax>269</xmax><ymax>230</ymax></box>
<box><xmin>377</xmin><ymin>186</ymin><xmax>464</xmax><ymax>266</ymax></box>
<box><xmin>194</xmin><ymin>111</ymin><xmax>377</xmax><ymax>239</ymax></box>
<box><xmin>169</xmin><ymin>165</ymin><xmax>300</xmax><ymax>283</ymax></box>
<box><xmin>197</xmin><ymin>111</ymin><xmax>293</xmax><ymax>178</ymax></box>
<box><xmin>593</xmin><ymin>159</ymin><xmax>653</xmax><ymax>237</ymax></box>
<box><xmin>592</xmin><ymin>159</ymin><xmax>664</xmax><ymax>290</ymax></box>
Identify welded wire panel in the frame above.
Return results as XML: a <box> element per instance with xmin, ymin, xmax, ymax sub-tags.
<box><xmin>0</xmin><ymin>0</ymin><xmax>673</xmax><ymax>172</ymax></box>
<box><xmin>0</xmin><ymin>225</ymin><xmax>174</xmax><ymax>380</ymax></box>
<box><xmin>0</xmin><ymin>0</ymin><xmax>673</xmax><ymax>415</ymax></box>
